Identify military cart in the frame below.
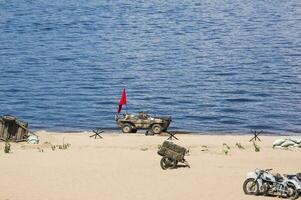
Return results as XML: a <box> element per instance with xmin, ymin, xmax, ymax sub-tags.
<box><xmin>157</xmin><ymin>141</ymin><xmax>190</xmax><ymax>170</ymax></box>
<box><xmin>115</xmin><ymin>112</ymin><xmax>172</xmax><ymax>134</ymax></box>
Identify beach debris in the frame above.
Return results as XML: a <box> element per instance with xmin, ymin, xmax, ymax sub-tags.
<box><xmin>223</xmin><ymin>143</ymin><xmax>231</xmax><ymax>150</ymax></box>
<box><xmin>273</xmin><ymin>137</ymin><xmax>301</xmax><ymax>149</ymax></box>
<box><xmin>4</xmin><ymin>140</ymin><xmax>11</xmax><ymax>153</ymax></box>
<box><xmin>140</xmin><ymin>147</ymin><xmax>148</xmax><ymax>151</ymax></box>
<box><xmin>115</xmin><ymin>112</ymin><xmax>172</xmax><ymax>134</ymax></box>
<box><xmin>90</xmin><ymin>128</ymin><xmax>103</xmax><ymax>139</ymax></box>
<box><xmin>0</xmin><ymin>115</ymin><xmax>38</xmax><ymax>144</ymax></box>
<box><xmin>27</xmin><ymin>134</ymin><xmax>39</xmax><ymax>144</ymax></box>
<box><xmin>157</xmin><ymin>141</ymin><xmax>190</xmax><ymax>170</ymax></box>
<box><xmin>37</xmin><ymin>147</ymin><xmax>44</xmax><ymax>152</ymax></box>
<box><xmin>235</xmin><ymin>142</ymin><xmax>245</xmax><ymax>150</ymax></box>
<box><xmin>201</xmin><ymin>145</ymin><xmax>208</xmax><ymax>151</ymax></box>
<box><xmin>222</xmin><ymin>143</ymin><xmax>230</xmax><ymax>155</ymax></box>
<box><xmin>253</xmin><ymin>141</ymin><xmax>260</xmax><ymax>152</ymax></box>
<box><xmin>0</xmin><ymin>115</ymin><xmax>30</xmax><ymax>142</ymax></box>
<box><xmin>249</xmin><ymin>130</ymin><xmax>262</xmax><ymax>142</ymax></box>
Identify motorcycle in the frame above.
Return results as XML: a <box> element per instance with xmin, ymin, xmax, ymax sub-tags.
<box><xmin>286</xmin><ymin>173</ymin><xmax>301</xmax><ymax>187</ymax></box>
<box><xmin>243</xmin><ymin>169</ymin><xmax>301</xmax><ymax>199</ymax></box>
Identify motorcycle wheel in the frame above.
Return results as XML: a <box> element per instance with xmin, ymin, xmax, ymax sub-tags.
<box><xmin>243</xmin><ymin>178</ymin><xmax>259</xmax><ymax>195</ymax></box>
<box><xmin>287</xmin><ymin>185</ymin><xmax>299</xmax><ymax>200</ymax></box>
<box><xmin>259</xmin><ymin>182</ymin><xmax>269</xmax><ymax>195</ymax></box>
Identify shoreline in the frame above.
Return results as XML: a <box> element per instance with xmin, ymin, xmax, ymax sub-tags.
<box><xmin>30</xmin><ymin>129</ymin><xmax>301</xmax><ymax>136</ymax></box>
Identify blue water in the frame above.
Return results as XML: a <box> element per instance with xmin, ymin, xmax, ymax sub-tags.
<box><xmin>0</xmin><ymin>0</ymin><xmax>301</xmax><ymax>134</ymax></box>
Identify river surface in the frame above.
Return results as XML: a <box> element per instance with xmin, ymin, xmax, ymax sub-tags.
<box><xmin>0</xmin><ymin>0</ymin><xmax>301</xmax><ymax>134</ymax></box>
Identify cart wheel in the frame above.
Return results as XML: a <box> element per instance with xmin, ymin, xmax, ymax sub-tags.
<box><xmin>160</xmin><ymin>157</ymin><xmax>175</xmax><ymax>170</ymax></box>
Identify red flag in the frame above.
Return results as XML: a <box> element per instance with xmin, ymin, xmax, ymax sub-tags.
<box><xmin>117</xmin><ymin>88</ymin><xmax>127</xmax><ymax>113</ymax></box>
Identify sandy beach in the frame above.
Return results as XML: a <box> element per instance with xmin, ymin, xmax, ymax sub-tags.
<box><xmin>0</xmin><ymin>132</ymin><xmax>300</xmax><ymax>200</ymax></box>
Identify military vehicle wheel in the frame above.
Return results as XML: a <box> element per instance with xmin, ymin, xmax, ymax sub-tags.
<box><xmin>152</xmin><ymin>124</ymin><xmax>163</xmax><ymax>134</ymax></box>
<box><xmin>160</xmin><ymin>157</ymin><xmax>174</xmax><ymax>170</ymax></box>
<box><xmin>122</xmin><ymin>123</ymin><xmax>133</xmax><ymax>133</ymax></box>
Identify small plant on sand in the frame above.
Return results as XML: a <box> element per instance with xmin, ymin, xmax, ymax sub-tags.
<box><xmin>223</xmin><ymin>143</ymin><xmax>231</xmax><ymax>150</ymax></box>
<box><xmin>200</xmin><ymin>145</ymin><xmax>208</xmax><ymax>152</ymax></box>
<box><xmin>223</xmin><ymin>149</ymin><xmax>229</xmax><ymax>155</ymax></box>
<box><xmin>140</xmin><ymin>147</ymin><xmax>148</xmax><ymax>151</ymax></box>
<box><xmin>51</xmin><ymin>145</ymin><xmax>56</xmax><ymax>151</ymax></box>
<box><xmin>4</xmin><ymin>140</ymin><xmax>11</xmax><ymax>153</ymax></box>
<box><xmin>57</xmin><ymin>137</ymin><xmax>71</xmax><ymax>150</ymax></box>
<box><xmin>235</xmin><ymin>142</ymin><xmax>245</xmax><ymax>150</ymax></box>
<box><xmin>58</xmin><ymin>143</ymin><xmax>71</xmax><ymax>150</ymax></box>
<box><xmin>253</xmin><ymin>141</ymin><xmax>260</xmax><ymax>152</ymax></box>
<box><xmin>222</xmin><ymin>143</ymin><xmax>230</xmax><ymax>155</ymax></box>
<box><xmin>37</xmin><ymin>147</ymin><xmax>44</xmax><ymax>152</ymax></box>
<box><xmin>64</xmin><ymin>143</ymin><xmax>71</xmax><ymax>149</ymax></box>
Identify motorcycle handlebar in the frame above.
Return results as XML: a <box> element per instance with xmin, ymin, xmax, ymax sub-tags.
<box><xmin>256</xmin><ymin>168</ymin><xmax>273</xmax><ymax>174</ymax></box>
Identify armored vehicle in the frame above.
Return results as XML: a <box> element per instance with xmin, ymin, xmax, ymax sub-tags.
<box><xmin>115</xmin><ymin>112</ymin><xmax>172</xmax><ymax>134</ymax></box>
